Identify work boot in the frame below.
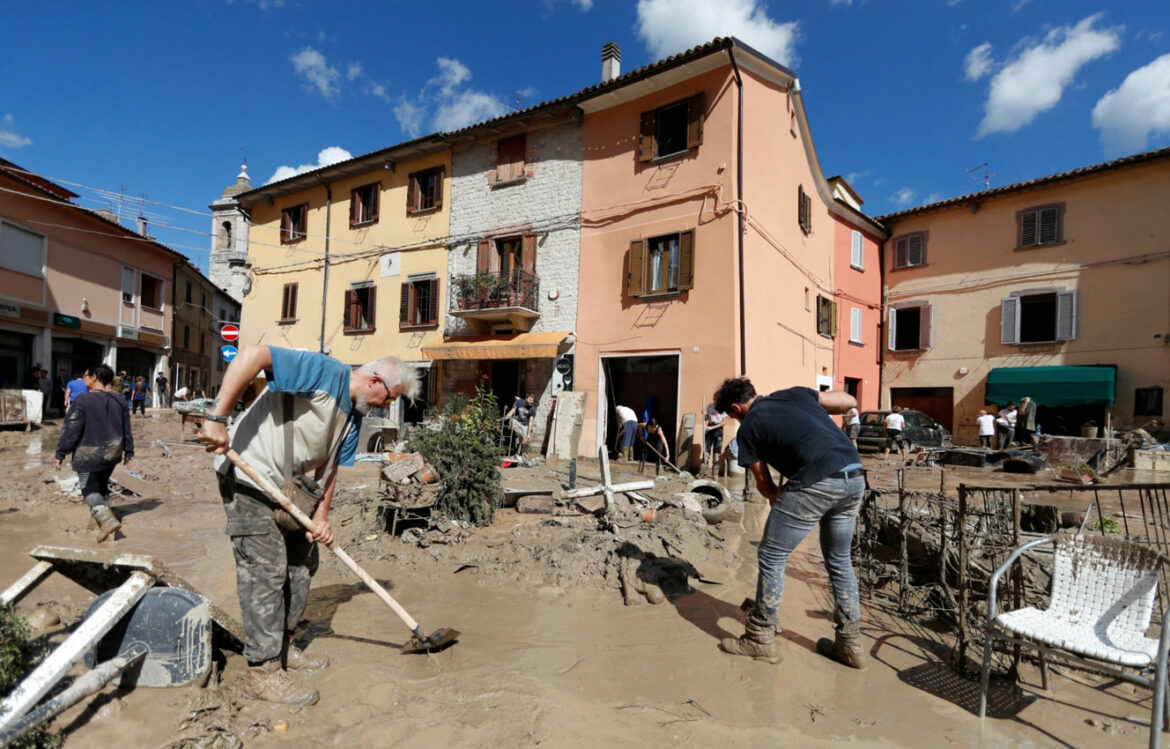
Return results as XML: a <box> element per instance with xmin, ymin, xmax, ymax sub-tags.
<box><xmin>816</xmin><ymin>613</ymin><xmax>867</xmax><ymax>669</ymax></box>
<box><xmin>91</xmin><ymin>505</ymin><xmax>121</xmax><ymax>542</ymax></box>
<box><xmin>284</xmin><ymin>640</ymin><xmax>330</xmax><ymax>673</ymax></box>
<box><xmin>719</xmin><ymin>613</ymin><xmax>780</xmax><ymax>664</ymax></box>
<box><xmin>242</xmin><ymin>660</ymin><xmax>319</xmax><ymax>706</ymax></box>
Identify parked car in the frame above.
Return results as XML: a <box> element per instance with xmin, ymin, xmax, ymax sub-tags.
<box><xmin>855</xmin><ymin>410</ymin><xmax>952</xmax><ymax>453</ymax></box>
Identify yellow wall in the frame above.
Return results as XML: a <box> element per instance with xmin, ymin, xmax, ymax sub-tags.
<box><xmin>882</xmin><ymin>158</ymin><xmax>1170</xmax><ymax>442</ymax></box>
<box><xmin>240</xmin><ymin>152</ymin><xmax>451</xmax><ymax>367</ymax></box>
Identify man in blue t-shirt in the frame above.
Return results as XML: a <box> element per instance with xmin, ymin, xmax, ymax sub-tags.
<box><xmin>198</xmin><ymin>344</ymin><xmax>419</xmax><ymax>705</ymax></box>
<box><xmin>713</xmin><ymin>377</ymin><xmax>866</xmax><ymax>669</ymax></box>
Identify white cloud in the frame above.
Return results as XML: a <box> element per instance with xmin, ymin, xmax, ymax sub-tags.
<box><xmin>434</xmin><ymin>90</ymin><xmax>509</xmax><ymax>131</ymax></box>
<box><xmin>394</xmin><ymin>99</ymin><xmax>426</xmax><ymax>138</ymax></box>
<box><xmin>431</xmin><ymin>57</ymin><xmax>471</xmax><ymax>97</ymax></box>
<box><xmin>1092</xmin><ymin>53</ymin><xmax>1170</xmax><ymax>154</ymax></box>
<box><xmin>290</xmin><ymin>47</ymin><xmax>341</xmax><ymax>101</ymax></box>
<box><xmin>1010</xmin><ymin>0</ymin><xmax>1031</xmax><ymax>11</ymax></box>
<box><xmin>964</xmin><ymin>42</ymin><xmax>994</xmax><ymax>81</ymax></box>
<box><xmin>267</xmin><ymin>146</ymin><xmax>353</xmax><ymax>184</ymax></box>
<box><xmin>974</xmin><ymin>14</ymin><xmax>1121</xmax><ymax>138</ymax></box>
<box><xmin>346</xmin><ymin>62</ymin><xmax>363</xmax><ymax>81</ymax></box>
<box><xmin>636</xmin><ymin>0</ymin><xmax>800</xmax><ymax>67</ymax></box>
<box><xmin>890</xmin><ymin>187</ymin><xmax>916</xmax><ymax>207</ymax></box>
<box><xmin>372</xmin><ymin>57</ymin><xmax>508</xmax><ymax>137</ymax></box>
<box><xmin>829</xmin><ymin>0</ymin><xmax>853</xmax><ymax>5</ymax></box>
<box><xmin>0</xmin><ymin>114</ymin><xmax>31</xmax><ymax>149</ymax></box>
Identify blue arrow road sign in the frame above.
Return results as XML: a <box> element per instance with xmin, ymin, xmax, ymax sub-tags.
<box><xmin>221</xmin><ymin>345</ymin><xmax>238</xmax><ymax>362</ymax></box>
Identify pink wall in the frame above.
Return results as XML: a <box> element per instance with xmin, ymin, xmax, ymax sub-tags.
<box><xmin>832</xmin><ymin>215</ymin><xmax>881</xmax><ymax>412</ymax></box>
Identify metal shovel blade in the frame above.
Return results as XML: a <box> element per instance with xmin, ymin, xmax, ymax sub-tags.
<box><xmin>402</xmin><ymin>627</ymin><xmax>461</xmax><ymax>654</ymax></box>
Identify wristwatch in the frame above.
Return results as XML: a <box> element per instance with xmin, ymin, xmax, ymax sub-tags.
<box><xmin>201</xmin><ymin>413</ymin><xmax>231</xmax><ymax>424</ymax></box>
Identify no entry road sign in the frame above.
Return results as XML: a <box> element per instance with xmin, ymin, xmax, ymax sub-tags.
<box><xmin>220</xmin><ymin>324</ymin><xmax>239</xmax><ymax>342</ymax></box>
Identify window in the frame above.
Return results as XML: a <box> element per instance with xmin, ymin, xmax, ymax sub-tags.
<box><xmin>1135</xmin><ymin>387</ymin><xmax>1164</xmax><ymax>417</ymax></box>
<box><xmin>816</xmin><ymin>295</ymin><xmax>837</xmax><ymax>338</ymax></box>
<box><xmin>228</xmin><ymin>258</ymin><xmax>245</xmax><ymax>269</ymax></box>
<box><xmin>850</xmin><ymin>307</ymin><xmax>863</xmax><ymax>343</ymax></box>
<box><xmin>628</xmin><ymin>231</ymin><xmax>695</xmax><ymax>297</ymax></box>
<box><xmin>407</xmin><ymin>166</ymin><xmax>444</xmax><ymax>214</ymax></box>
<box><xmin>183</xmin><ymin>325</ymin><xmax>190</xmax><ymax>348</ymax></box>
<box><xmin>495</xmin><ymin>135</ymin><xmax>526</xmax><ymax>183</ymax></box>
<box><xmin>1000</xmin><ymin>290</ymin><xmax>1077</xmax><ymax>344</ymax></box>
<box><xmin>201</xmin><ymin>292</ymin><xmax>207</xmax><ymax>309</ymax></box>
<box><xmin>343</xmin><ymin>284</ymin><xmax>376</xmax><ymax>333</ymax></box>
<box><xmin>350</xmin><ymin>182</ymin><xmax>380</xmax><ymax>226</ymax></box>
<box><xmin>141</xmin><ymin>275</ymin><xmax>164</xmax><ymax>309</ymax></box>
<box><xmin>1018</xmin><ymin>203</ymin><xmax>1063</xmax><ymax>248</ymax></box>
<box><xmin>280</xmin><ymin>283</ymin><xmax>298</xmax><ymax>321</ymax></box>
<box><xmin>893</xmin><ymin>232</ymin><xmax>926</xmax><ymax>269</ymax></box>
<box><xmin>638</xmin><ymin>93</ymin><xmax>705</xmax><ymax>162</ymax></box>
<box><xmin>185</xmin><ymin>282</ymin><xmax>192</xmax><ymax>304</ymax></box>
<box><xmin>400</xmin><ymin>276</ymin><xmax>439</xmax><ymax>329</ymax></box>
<box><xmin>280</xmin><ymin>203</ymin><xmax>308</xmax><ymax>243</ymax></box>
<box><xmin>850</xmin><ymin>230</ymin><xmax>864</xmax><ymax>270</ymax></box>
<box><xmin>888</xmin><ymin>303</ymin><xmax>932</xmax><ymax>351</ymax></box>
<box><xmin>200</xmin><ymin>332</ymin><xmax>206</xmax><ymax>355</ymax></box>
<box><xmin>219</xmin><ymin>220</ymin><xmax>232</xmax><ymax>250</ymax></box>
<box><xmin>476</xmin><ymin>234</ymin><xmax>537</xmax><ymax>275</ymax></box>
<box><xmin>121</xmin><ymin>266</ymin><xmax>136</xmax><ymax>304</ymax></box>
<box><xmin>798</xmin><ymin>185</ymin><xmax>812</xmax><ymax>235</ymax></box>
<box><xmin>0</xmin><ymin>220</ymin><xmax>46</xmax><ymax>278</ymax></box>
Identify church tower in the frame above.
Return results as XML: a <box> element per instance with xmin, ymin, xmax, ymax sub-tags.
<box><xmin>208</xmin><ymin>165</ymin><xmax>251</xmax><ymax>302</ymax></box>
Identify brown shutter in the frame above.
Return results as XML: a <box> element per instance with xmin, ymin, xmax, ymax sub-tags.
<box><xmin>521</xmin><ymin>233</ymin><xmax>537</xmax><ymax>274</ymax></box>
<box><xmin>686</xmin><ymin>92</ymin><xmax>705</xmax><ymax>149</ymax></box>
<box><xmin>290</xmin><ymin>283</ymin><xmax>298</xmax><ymax>318</ymax></box>
<box><xmin>371</xmin><ymin>182</ymin><xmax>380</xmax><ymax>221</ymax></box>
<box><xmin>367</xmin><ymin>287</ymin><xmax>376</xmax><ymax>329</ymax></box>
<box><xmin>1020</xmin><ymin>210</ymin><xmax>1037</xmax><ymax>247</ymax></box>
<box><xmin>349</xmin><ymin>187</ymin><xmax>359</xmax><ymax>225</ymax></box>
<box><xmin>639</xmin><ymin>110</ymin><xmax>657</xmax><ymax>162</ymax></box>
<box><xmin>280</xmin><ymin>209</ymin><xmax>291</xmax><ymax>242</ymax></box>
<box><xmin>628</xmin><ymin>239</ymin><xmax>644</xmax><ymax>297</ymax></box>
<box><xmin>830</xmin><ymin>301</ymin><xmax>839</xmax><ymax>338</ymax></box>
<box><xmin>427</xmin><ymin>278</ymin><xmax>439</xmax><ymax>324</ymax></box>
<box><xmin>477</xmin><ymin>238</ymin><xmax>491</xmax><ymax>272</ymax></box>
<box><xmin>433</xmin><ymin>166</ymin><xmax>445</xmax><ymax>209</ymax></box>
<box><xmin>677</xmin><ymin>229</ymin><xmax>695</xmax><ymax>291</ymax></box>
<box><xmin>400</xmin><ymin>282</ymin><xmax>411</xmax><ymax>325</ymax></box>
<box><xmin>407</xmin><ymin>173</ymin><xmax>419</xmax><ymax>214</ymax></box>
<box><xmin>344</xmin><ymin>289</ymin><xmax>358</xmax><ymax>331</ymax></box>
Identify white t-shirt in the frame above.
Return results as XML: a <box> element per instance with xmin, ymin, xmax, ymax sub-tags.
<box><xmin>976</xmin><ymin>413</ymin><xmax>995</xmax><ymax>436</ymax></box>
<box><xmin>845</xmin><ymin>409</ymin><xmax>860</xmax><ymax>426</ymax></box>
<box><xmin>615</xmin><ymin>405</ymin><xmax>637</xmax><ymax>424</ymax></box>
<box><xmin>884</xmin><ymin>412</ymin><xmax>905</xmax><ymax>431</ymax></box>
<box><xmin>173</xmin><ymin>386</ymin><xmax>189</xmax><ymax>400</ymax></box>
<box><xmin>705</xmin><ymin>405</ymin><xmax>726</xmax><ymax>428</ymax></box>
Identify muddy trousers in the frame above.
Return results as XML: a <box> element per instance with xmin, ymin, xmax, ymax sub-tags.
<box><xmin>219</xmin><ymin>473</ymin><xmax>319</xmax><ymax>664</ymax></box>
<box><xmin>752</xmin><ymin>473</ymin><xmax>865</xmax><ymax>635</ymax></box>
<box><xmin>76</xmin><ymin>466</ymin><xmax>116</xmax><ymax>511</ymax></box>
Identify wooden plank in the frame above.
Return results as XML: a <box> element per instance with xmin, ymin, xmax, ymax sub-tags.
<box><xmin>0</xmin><ymin>561</ymin><xmax>54</xmax><ymax>606</ymax></box>
<box><xmin>110</xmin><ymin>465</ymin><xmax>158</xmax><ymax>497</ymax></box>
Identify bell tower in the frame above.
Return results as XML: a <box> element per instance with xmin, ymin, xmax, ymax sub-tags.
<box><xmin>208</xmin><ymin>164</ymin><xmax>251</xmax><ymax>302</ymax></box>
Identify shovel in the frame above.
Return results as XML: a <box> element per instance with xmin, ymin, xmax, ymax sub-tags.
<box><xmin>225</xmin><ymin>449</ymin><xmax>459</xmax><ymax>654</ymax></box>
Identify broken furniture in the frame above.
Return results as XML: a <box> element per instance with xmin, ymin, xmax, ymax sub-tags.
<box><xmin>979</xmin><ymin>532</ymin><xmax>1170</xmax><ymax>748</ymax></box>
<box><xmin>0</xmin><ymin>545</ymin><xmax>238</xmax><ymax>744</ymax></box>
<box><xmin>0</xmin><ymin>389</ymin><xmax>30</xmax><ymax>431</ymax></box>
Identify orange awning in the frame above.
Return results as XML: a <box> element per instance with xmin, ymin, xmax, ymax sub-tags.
<box><xmin>421</xmin><ymin>331</ymin><xmax>570</xmax><ymax>361</ymax></box>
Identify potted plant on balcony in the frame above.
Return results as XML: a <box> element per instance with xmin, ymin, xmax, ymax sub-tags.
<box><xmin>455</xmin><ymin>275</ymin><xmax>479</xmax><ymax>310</ymax></box>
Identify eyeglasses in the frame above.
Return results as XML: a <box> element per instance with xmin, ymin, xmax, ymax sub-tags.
<box><xmin>375</xmin><ymin>377</ymin><xmax>396</xmax><ymax>404</ymax></box>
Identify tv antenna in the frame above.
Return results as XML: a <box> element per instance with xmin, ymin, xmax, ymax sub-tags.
<box><xmin>967</xmin><ymin>162</ymin><xmax>996</xmax><ymax>190</ymax></box>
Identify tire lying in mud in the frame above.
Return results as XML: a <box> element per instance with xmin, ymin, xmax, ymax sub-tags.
<box><xmin>687</xmin><ymin>480</ymin><xmax>732</xmax><ymax>525</ymax></box>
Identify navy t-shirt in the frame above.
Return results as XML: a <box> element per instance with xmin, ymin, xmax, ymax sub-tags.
<box><xmin>736</xmin><ymin>387</ymin><xmax>860</xmax><ymax>490</ymax></box>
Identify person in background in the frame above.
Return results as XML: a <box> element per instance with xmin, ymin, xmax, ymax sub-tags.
<box><xmin>641</xmin><ymin>417</ymin><xmax>670</xmax><ymax>475</ymax></box>
<box><xmin>112</xmin><ymin>371</ymin><xmax>125</xmax><ymax>400</ymax></box>
<box><xmin>54</xmin><ymin>364</ymin><xmax>133</xmax><ymax>541</ymax></box>
<box><xmin>503</xmin><ymin>393</ymin><xmax>536</xmax><ymax>457</ymax></box>
<box><xmin>173</xmin><ymin>385</ymin><xmax>190</xmax><ymax>402</ymax></box>
<box><xmin>1016</xmin><ymin>396</ymin><xmax>1037</xmax><ymax>446</ymax></box>
<box><xmin>614</xmin><ymin>403</ymin><xmax>638</xmax><ymax>462</ymax></box>
<box><xmin>703</xmin><ymin>402</ymin><xmax>727</xmax><ymax>476</ymax></box>
<box><xmin>155</xmin><ymin>372</ymin><xmax>169</xmax><ymax>408</ymax></box>
<box><xmin>37</xmin><ymin>368</ymin><xmax>53</xmax><ymax>417</ymax></box>
<box><xmin>64</xmin><ymin>371</ymin><xmax>88</xmax><ymax>412</ymax></box>
<box><xmin>882</xmin><ymin>406</ymin><xmax>907</xmax><ymax>463</ymax></box>
<box><xmin>130</xmin><ymin>375</ymin><xmax>150</xmax><ymax>416</ymax></box>
<box><xmin>54</xmin><ymin>367</ymin><xmax>69</xmax><ymax>415</ymax></box>
<box><xmin>976</xmin><ymin>409</ymin><xmax>995</xmax><ymax>449</ymax></box>
<box><xmin>996</xmin><ymin>403</ymin><xmax>1017</xmax><ymax>450</ymax></box>
<box><xmin>842</xmin><ymin>407</ymin><xmax>861</xmax><ymax>448</ymax></box>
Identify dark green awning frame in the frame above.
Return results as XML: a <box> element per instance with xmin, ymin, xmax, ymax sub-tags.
<box><xmin>985</xmin><ymin>366</ymin><xmax>1116</xmax><ymax>408</ymax></box>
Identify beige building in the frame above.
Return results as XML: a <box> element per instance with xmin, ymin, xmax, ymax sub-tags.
<box><xmin>235</xmin><ymin>141</ymin><xmax>451</xmax><ymax>420</ymax></box>
<box><xmin>878</xmin><ymin>146</ymin><xmax>1170</xmax><ymax>445</ymax></box>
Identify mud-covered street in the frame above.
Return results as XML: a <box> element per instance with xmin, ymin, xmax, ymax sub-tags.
<box><xmin>0</xmin><ymin>412</ymin><xmax>1158</xmax><ymax>747</ymax></box>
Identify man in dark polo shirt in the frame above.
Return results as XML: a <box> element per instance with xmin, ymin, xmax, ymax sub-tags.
<box><xmin>713</xmin><ymin>377</ymin><xmax>866</xmax><ymax>668</ymax></box>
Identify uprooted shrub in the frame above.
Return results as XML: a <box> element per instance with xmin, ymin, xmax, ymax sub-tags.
<box><xmin>408</xmin><ymin>385</ymin><xmax>503</xmax><ymax>526</ymax></box>
<box><xmin>0</xmin><ymin>603</ymin><xmax>62</xmax><ymax>748</ymax></box>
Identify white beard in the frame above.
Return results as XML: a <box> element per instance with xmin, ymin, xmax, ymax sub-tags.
<box><xmin>353</xmin><ymin>397</ymin><xmax>373</xmax><ymax>416</ymax></box>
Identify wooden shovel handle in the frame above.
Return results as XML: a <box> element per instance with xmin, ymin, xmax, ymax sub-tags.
<box><xmin>224</xmin><ymin>449</ymin><xmax>421</xmax><ymax>635</ymax></box>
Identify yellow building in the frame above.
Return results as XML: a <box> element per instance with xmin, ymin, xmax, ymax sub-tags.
<box><xmin>878</xmin><ymin>146</ymin><xmax>1170</xmax><ymax>445</ymax></box>
<box><xmin>235</xmin><ymin>141</ymin><xmax>451</xmax><ymax>418</ymax></box>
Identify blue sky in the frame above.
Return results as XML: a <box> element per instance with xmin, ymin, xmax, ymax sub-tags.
<box><xmin>2</xmin><ymin>0</ymin><xmax>1168</xmax><ymax>273</ymax></box>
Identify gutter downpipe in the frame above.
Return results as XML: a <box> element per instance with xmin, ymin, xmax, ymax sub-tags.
<box><xmin>317</xmin><ymin>177</ymin><xmax>332</xmax><ymax>354</ymax></box>
<box><xmin>728</xmin><ymin>47</ymin><xmax>747</xmax><ymax>376</ymax></box>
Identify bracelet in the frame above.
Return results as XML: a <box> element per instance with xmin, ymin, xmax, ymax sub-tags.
<box><xmin>201</xmin><ymin>413</ymin><xmax>230</xmax><ymax>424</ymax></box>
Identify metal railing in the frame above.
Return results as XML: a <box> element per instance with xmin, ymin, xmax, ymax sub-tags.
<box><xmin>451</xmin><ymin>269</ymin><xmax>540</xmax><ymax>313</ymax></box>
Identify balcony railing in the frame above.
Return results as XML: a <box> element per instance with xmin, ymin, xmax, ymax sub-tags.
<box><xmin>451</xmin><ymin>269</ymin><xmax>540</xmax><ymax>314</ymax></box>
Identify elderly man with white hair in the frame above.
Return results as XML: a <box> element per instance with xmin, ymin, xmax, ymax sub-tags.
<box><xmin>197</xmin><ymin>344</ymin><xmax>418</xmax><ymax>706</ymax></box>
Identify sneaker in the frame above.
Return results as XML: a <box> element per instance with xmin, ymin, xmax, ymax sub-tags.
<box><xmin>285</xmin><ymin>643</ymin><xmax>330</xmax><ymax>673</ymax></box>
<box><xmin>718</xmin><ymin>634</ymin><xmax>780</xmax><ymax>664</ymax></box>
<box><xmin>242</xmin><ymin>660</ymin><xmax>319</xmax><ymax>706</ymax></box>
<box><xmin>91</xmin><ymin>505</ymin><xmax>122</xmax><ymax>542</ymax></box>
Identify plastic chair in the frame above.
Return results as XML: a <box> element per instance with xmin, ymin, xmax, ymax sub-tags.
<box><xmin>979</xmin><ymin>532</ymin><xmax>1170</xmax><ymax>748</ymax></box>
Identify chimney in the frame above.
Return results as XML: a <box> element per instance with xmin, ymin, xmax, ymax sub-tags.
<box><xmin>601</xmin><ymin>42</ymin><xmax>621</xmax><ymax>83</ymax></box>
<box><xmin>137</xmin><ymin>214</ymin><xmax>149</xmax><ymax>237</ymax></box>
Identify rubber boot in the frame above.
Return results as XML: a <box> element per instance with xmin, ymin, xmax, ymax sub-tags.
<box><xmin>283</xmin><ymin>634</ymin><xmax>330</xmax><ymax>673</ymax></box>
<box><xmin>91</xmin><ymin>505</ymin><xmax>122</xmax><ymax>542</ymax></box>
<box><xmin>718</xmin><ymin>612</ymin><xmax>780</xmax><ymax>664</ymax></box>
<box><xmin>816</xmin><ymin>612</ymin><xmax>867</xmax><ymax>669</ymax></box>
<box><xmin>242</xmin><ymin>660</ymin><xmax>320</xmax><ymax>705</ymax></box>
<box><xmin>623</xmin><ymin>446</ymin><xmax>633</xmax><ymax>462</ymax></box>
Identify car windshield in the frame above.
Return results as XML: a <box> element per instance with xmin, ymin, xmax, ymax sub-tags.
<box><xmin>861</xmin><ymin>412</ymin><xmax>886</xmax><ymax>425</ymax></box>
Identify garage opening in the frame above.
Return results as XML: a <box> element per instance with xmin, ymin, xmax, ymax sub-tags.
<box><xmin>890</xmin><ymin>386</ymin><xmax>954</xmax><ymax>432</ymax></box>
<box><xmin>601</xmin><ymin>354</ymin><xmax>679</xmax><ymax>462</ymax></box>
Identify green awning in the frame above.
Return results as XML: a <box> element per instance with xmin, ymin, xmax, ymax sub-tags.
<box><xmin>985</xmin><ymin>366</ymin><xmax>1116</xmax><ymax>408</ymax></box>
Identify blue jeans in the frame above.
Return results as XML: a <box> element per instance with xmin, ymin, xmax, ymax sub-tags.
<box><xmin>77</xmin><ymin>466</ymin><xmax>115</xmax><ymax>511</ymax></box>
<box><xmin>753</xmin><ymin>472</ymin><xmax>865</xmax><ymax>632</ymax></box>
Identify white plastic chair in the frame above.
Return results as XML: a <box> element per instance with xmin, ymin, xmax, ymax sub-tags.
<box><xmin>979</xmin><ymin>532</ymin><xmax>1170</xmax><ymax>748</ymax></box>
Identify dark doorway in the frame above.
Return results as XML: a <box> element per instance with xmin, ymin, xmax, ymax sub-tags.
<box><xmin>403</xmin><ymin>365</ymin><xmax>435</xmax><ymax>424</ymax></box>
<box><xmin>603</xmin><ymin>355</ymin><xmax>679</xmax><ymax>461</ymax></box>
<box><xmin>489</xmin><ymin>360</ymin><xmax>520</xmax><ymax>418</ymax></box>
<box><xmin>890</xmin><ymin>386</ymin><xmax>954</xmax><ymax>432</ymax></box>
<box><xmin>844</xmin><ymin>377</ymin><xmax>861</xmax><ymax>401</ymax></box>
<box><xmin>116</xmin><ymin>347</ymin><xmax>156</xmax><ymax>383</ymax></box>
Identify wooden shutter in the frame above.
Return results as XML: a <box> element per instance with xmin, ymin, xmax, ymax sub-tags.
<box><xmin>426</xmin><ymin>278</ymin><xmax>439</xmax><ymax>324</ymax></box>
<box><xmin>345</xmin><ymin>289</ymin><xmax>359</xmax><ymax>331</ymax></box>
<box><xmin>349</xmin><ymin>187</ymin><xmax>359</xmax><ymax>225</ymax></box>
<box><xmin>887</xmin><ymin>308</ymin><xmax>897</xmax><ymax>350</ymax></box>
<box><xmin>686</xmin><ymin>92</ymin><xmax>705</xmax><ymax>149</ymax></box>
<box><xmin>280</xmin><ymin>209</ymin><xmax>291</xmax><ymax>242</ymax></box>
<box><xmin>1000</xmin><ymin>297</ymin><xmax>1020</xmax><ymax>344</ymax></box>
<box><xmin>400</xmin><ymin>282</ymin><xmax>411</xmax><ymax>325</ymax></box>
<box><xmin>831</xmin><ymin>301</ymin><xmax>839</xmax><ymax>339</ymax></box>
<box><xmin>628</xmin><ymin>239</ymin><xmax>645</xmax><ymax>297</ymax></box>
<box><xmin>521</xmin><ymin>233</ymin><xmax>537</xmax><ymax>274</ymax></box>
<box><xmin>907</xmin><ymin>234</ymin><xmax>924</xmax><ymax>266</ymax></box>
<box><xmin>407</xmin><ymin>173</ymin><xmax>419</xmax><ymax>214</ymax></box>
<box><xmin>1055</xmin><ymin>290</ymin><xmax>1077</xmax><ymax>340</ymax></box>
<box><xmin>366</xmin><ymin>287</ymin><xmax>376</xmax><ymax>329</ymax></box>
<box><xmin>677</xmin><ymin>230</ymin><xmax>695</xmax><ymax>291</ymax></box>
<box><xmin>1020</xmin><ymin>210</ymin><xmax>1038</xmax><ymax>247</ymax></box>
<box><xmin>433</xmin><ymin>166</ymin><xmax>445</xmax><ymax>209</ymax></box>
<box><xmin>370</xmin><ymin>182</ymin><xmax>380</xmax><ymax>221</ymax></box>
<box><xmin>1038</xmin><ymin>207</ymin><xmax>1059</xmax><ymax>244</ymax></box>
<box><xmin>919</xmin><ymin>303</ymin><xmax>932</xmax><ymax>349</ymax></box>
<box><xmin>639</xmin><ymin>110</ymin><xmax>657</xmax><ymax>162</ymax></box>
<box><xmin>477</xmin><ymin>238</ymin><xmax>491</xmax><ymax>272</ymax></box>
<box><xmin>894</xmin><ymin>237</ymin><xmax>908</xmax><ymax>268</ymax></box>
<box><xmin>497</xmin><ymin>136</ymin><xmax>525</xmax><ymax>181</ymax></box>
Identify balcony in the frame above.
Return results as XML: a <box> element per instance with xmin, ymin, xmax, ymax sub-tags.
<box><xmin>450</xmin><ymin>270</ymin><xmax>540</xmax><ymax>332</ymax></box>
